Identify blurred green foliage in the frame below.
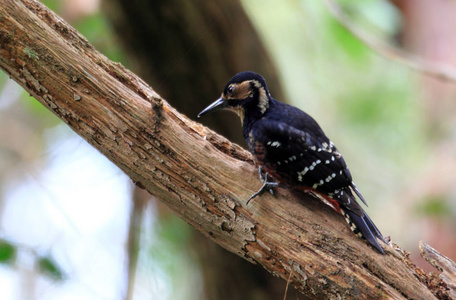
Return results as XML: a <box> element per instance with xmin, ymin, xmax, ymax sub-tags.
<box><xmin>73</xmin><ymin>15</ymin><xmax>125</xmax><ymax>62</ymax></box>
<box><xmin>243</xmin><ymin>1</ymin><xmax>420</xmax><ymax>162</ymax></box>
<box><xmin>38</xmin><ymin>255</ymin><xmax>66</xmax><ymax>281</ymax></box>
<box><xmin>326</xmin><ymin>18</ymin><xmax>369</xmax><ymax>62</ymax></box>
<box><xmin>138</xmin><ymin>213</ymin><xmax>200</xmax><ymax>299</ymax></box>
<box><xmin>0</xmin><ymin>239</ymin><xmax>65</xmax><ymax>282</ymax></box>
<box><xmin>150</xmin><ymin>214</ymin><xmax>192</xmax><ymax>276</ymax></box>
<box><xmin>415</xmin><ymin>196</ymin><xmax>452</xmax><ymax>219</ymax></box>
<box><xmin>41</xmin><ymin>0</ymin><xmax>62</xmax><ymax>13</ymax></box>
<box><xmin>0</xmin><ymin>239</ymin><xmax>16</xmax><ymax>265</ymax></box>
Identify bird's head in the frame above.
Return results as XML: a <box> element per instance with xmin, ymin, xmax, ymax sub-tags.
<box><xmin>198</xmin><ymin>71</ymin><xmax>271</xmax><ymax>122</ymax></box>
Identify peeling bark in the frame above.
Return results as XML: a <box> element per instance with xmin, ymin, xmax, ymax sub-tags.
<box><xmin>420</xmin><ymin>241</ymin><xmax>456</xmax><ymax>299</ymax></box>
<box><xmin>0</xmin><ymin>0</ymin><xmax>452</xmax><ymax>299</ymax></box>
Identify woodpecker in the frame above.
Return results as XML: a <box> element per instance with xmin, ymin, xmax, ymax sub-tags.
<box><xmin>198</xmin><ymin>71</ymin><xmax>387</xmax><ymax>254</ymax></box>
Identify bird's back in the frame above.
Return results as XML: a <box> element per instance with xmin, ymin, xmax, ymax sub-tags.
<box><xmin>245</xmin><ymin>98</ymin><xmax>351</xmax><ymax>194</ymax></box>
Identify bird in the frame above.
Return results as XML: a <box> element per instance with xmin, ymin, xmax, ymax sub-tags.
<box><xmin>198</xmin><ymin>71</ymin><xmax>387</xmax><ymax>254</ymax></box>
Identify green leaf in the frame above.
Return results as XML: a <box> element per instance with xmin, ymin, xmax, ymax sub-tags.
<box><xmin>0</xmin><ymin>240</ymin><xmax>17</xmax><ymax>265</ymax></box>
<box><xmin>38</xmin><ymin>255</ymin><xmax>65</xmax><ymax>281</ymax></box>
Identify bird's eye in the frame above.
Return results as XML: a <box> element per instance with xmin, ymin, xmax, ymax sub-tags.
<box><xmin>227</xmin><ymin>86</ymin><xmax>234</xmax><ymax>95</ymax></box>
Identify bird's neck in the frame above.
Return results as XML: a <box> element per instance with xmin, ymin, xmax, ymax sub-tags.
<box><xmin>242</xmin><ymin>97</ymin><xmax>274</xmax><ymax>139</ymax></box>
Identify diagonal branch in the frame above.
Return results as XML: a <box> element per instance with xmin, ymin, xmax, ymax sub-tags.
<box><xmin>323</xmin><ymin>0</ymin><xmax>456</xmax><ymax>83</ymax></box>
<box><xmin>0</xmin><ymin>0</ymin><xmax>446</xmax><ymax>298</ymax></box>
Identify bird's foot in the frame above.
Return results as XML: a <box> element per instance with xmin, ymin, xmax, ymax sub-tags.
<box><xmin>246</xmin><ymin>167</ymin><xmax>278</xmax><ymax>205</ymax></box>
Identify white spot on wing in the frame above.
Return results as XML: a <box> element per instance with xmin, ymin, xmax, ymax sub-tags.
<box><xmin>270</xmin><ymin>141</ymin><xmax>281</xmax><ymax>147</ymax></box>
<box><xmin>298</xmin><ymin>167</ymin><xmax>309</xmax><ymax>176</ymax></box>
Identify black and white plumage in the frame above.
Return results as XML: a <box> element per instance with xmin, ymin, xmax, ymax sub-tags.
<box><xmin>198</xmin><ymin>71</ymin><xmax>386</xmax><ymax>254</ymax></box>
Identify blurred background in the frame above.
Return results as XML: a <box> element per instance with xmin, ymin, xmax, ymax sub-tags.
<box><xmin>1</xmin><ymin>0</ymin><xmax>455</xmax><ymax>299</ymax></box>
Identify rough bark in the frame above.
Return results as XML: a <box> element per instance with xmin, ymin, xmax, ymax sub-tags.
<box><xmin>0</xmin><ymin>0</ymin><xmax>451</xmax><ymax>299</ymax></box>
<box><xmin>103</xmin><ymin>1</ymin><xmax>287</xmax><ymax>299</ymax></box>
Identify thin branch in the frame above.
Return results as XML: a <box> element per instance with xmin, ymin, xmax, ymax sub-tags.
<box><xmin>124</xmin><ymin>189</ymin><xmax>147</xmax><ymax>300</ymax></box>
<box><xmin>323</xmin><ymin>0</ymin><xmax>456</xmax><ymax>83</ymax></box>
<box><xmin>283</xmin><ymin>267</ymin><xmax>293</xmax><ymax>300</ymax></box>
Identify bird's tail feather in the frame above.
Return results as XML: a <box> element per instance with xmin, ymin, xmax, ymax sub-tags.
<box><xmin>342</xmin><ymin>208</ymin><xmax>386</xmax><ymax>254</ymax></box>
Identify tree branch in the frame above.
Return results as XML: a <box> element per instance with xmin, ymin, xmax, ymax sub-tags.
<box><xmin>0</xmin><ymin>0</ymin><xmax>448</xmax><ymax>298</ymax></box>
<box><xmin>420</xmin><ymin>241</ymin><xmax>456</xmax><ymax>299</ymax></box>
<box><xmin>323</xmin><ymin>0</ymin><xmax>456</xmax><ymax>84</ymax></box>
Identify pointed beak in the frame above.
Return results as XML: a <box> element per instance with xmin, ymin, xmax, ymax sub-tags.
<box><xmin>197</xmin><ymin>97</ymin><xmax>228</xmax><ymax>118</ymax></box>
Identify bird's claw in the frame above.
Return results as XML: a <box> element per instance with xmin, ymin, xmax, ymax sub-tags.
<box><xmin>246</xmin><ymin>167</ymin><xmax>278</xmax><ymax>205</ymax></box>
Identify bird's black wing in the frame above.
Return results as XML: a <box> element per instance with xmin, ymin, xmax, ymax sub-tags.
<box><xmin>248</xmin><ymin>117</ymin><xmax>364</xmax><ymax>212</ymax></box>
<box><xmin>248</xmin><ymin>116</ymin><xmax>386</xmax><ymax>253</ymax></box>
<box><xmin>277</xmin><ymin>103</ymin><xmax>370</xmax><ymax>206</ymax></box>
